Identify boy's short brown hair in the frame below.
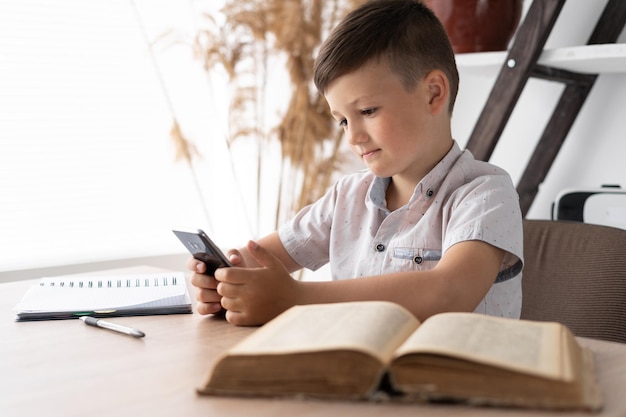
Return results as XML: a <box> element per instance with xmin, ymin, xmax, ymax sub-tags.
<box><xmin>313</xmin><ymin>0</ymin><xmax>459</xmax><ymax>113</ymax></box>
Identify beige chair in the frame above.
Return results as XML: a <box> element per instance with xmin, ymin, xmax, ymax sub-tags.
<box><xmin>521</xmin><ymin>219</ymin><xmax>626</xmax><ymax>343</ymax></box>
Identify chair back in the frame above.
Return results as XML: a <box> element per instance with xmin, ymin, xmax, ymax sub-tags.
<box><xmin>521</xmin><ymin>220</ymin><xmax>626</xmax><ymax>343</ymax></box>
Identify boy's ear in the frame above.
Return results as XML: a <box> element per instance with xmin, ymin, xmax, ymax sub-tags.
<box><xmin>425</xmin><ymin>70</ymin><xmax>449</xmax><ymax>115</ymax></box>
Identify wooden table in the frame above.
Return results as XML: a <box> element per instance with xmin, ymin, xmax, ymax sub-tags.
<box><xmin>2</xmin><ymin>273</ymin><xmax>626</xmax><ymax>417</ymax></box>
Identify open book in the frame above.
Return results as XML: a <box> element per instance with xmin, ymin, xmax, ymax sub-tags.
<box><xmin>198</xmin><ymin>301</ymin><xmax>602</xmax><ymax>411</ymax></box>
<box><xmin>15</xmin><ymin>271</ymin><xmax>191</xmax><ymax>321</ymax></box>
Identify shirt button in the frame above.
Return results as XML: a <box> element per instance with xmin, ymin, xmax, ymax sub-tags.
<box><xmin>414</xmin><ymin>256</ymin><xmax>423</xmax><ymax>264</ymax></box>
<box><xmin>375</xmin><ymin>244</ymin><xmax>385</xmax><ymax>252</ymax></box>
<box><xmin>426</xmin><ymin>189</ymin><xmax>434</xmax><ymax>197</ymax></box>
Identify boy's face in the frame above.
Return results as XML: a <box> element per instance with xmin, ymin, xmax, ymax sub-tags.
<box><xmin>325</xmin><ymin>59</ymin><xmax>447</xmax><ymax>183</ymax></box>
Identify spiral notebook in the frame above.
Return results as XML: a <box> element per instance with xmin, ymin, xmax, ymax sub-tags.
<box><xmin>15</xmin><ymin>271</ymin><xmax>192</xmax><ymax>321</ymax></box>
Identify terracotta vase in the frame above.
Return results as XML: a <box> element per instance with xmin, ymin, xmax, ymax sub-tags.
<box><xmin>425</xmin><ymin>0</ymin><xmax>523</xmax><ymax>54</ymax></box>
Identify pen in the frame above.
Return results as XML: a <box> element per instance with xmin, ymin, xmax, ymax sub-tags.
<box><xmin>79</xmin><ymin>316</ymin><xmax>145</xmax><ymax>338</ymax></box>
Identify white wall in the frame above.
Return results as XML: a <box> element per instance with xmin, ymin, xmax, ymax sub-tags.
<box><xmin>0</xmin><ymin>0</ymin><xmax>253</xmax><ymax>279</ymax></box>
<box><xmin>452</xmin><ymin>0</ymin><xmax>626</xmax><ymax>220</ymax></box>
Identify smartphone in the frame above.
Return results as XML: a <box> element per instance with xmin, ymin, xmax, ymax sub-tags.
<box><xmin>172</xmin><ymin>228</ymin><xmax>232</xmax><ymax>272</ymax></box>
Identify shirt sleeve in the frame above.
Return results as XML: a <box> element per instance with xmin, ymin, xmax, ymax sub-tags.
<box><xmin>278</xmin><ymin>183</ymin><xmax>337</xmax><ymax>271</ymax></box>
<box><xmin>442</xmin><ymin>173</ymin><xmax>524</xmax><ymax>271</ymax></box>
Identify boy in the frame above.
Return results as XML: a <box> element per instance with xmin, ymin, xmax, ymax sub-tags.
<box><xmin>188</xmin><ymin>0</ymin><xmax>523</xmax><ymax>326</ymax></box>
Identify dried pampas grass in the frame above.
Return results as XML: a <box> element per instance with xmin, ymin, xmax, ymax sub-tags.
<box><xmin>192</xmin><ymin>0</ymin><xmax>365</xmax><ymax>228</ymax></box>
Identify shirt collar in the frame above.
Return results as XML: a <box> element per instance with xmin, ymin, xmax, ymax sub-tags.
<box><xmin>367</xmin><ymin>140</ymin><xmax>463</xmax><ymax>211</ymax></box>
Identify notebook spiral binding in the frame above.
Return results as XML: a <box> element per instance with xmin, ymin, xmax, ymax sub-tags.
<box><xmin>39</xmin><ymin>274</ymin><xmax>181</xmax><ymax>289</ymax></box>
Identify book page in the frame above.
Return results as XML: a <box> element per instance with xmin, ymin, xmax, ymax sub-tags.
<box><xmin>394</xmin><ymin>312</ymin><xmax>574</xmax><ymax>380</ymax></box>
<box><xmin>15</xmin><ymin>272</ymin><xmax>189</xmax><ymax>312</ymax></box>
<box><xmin>230</xmin><ymin>301</ymin><xmax>420</xmax><ymax>363</ymax></box>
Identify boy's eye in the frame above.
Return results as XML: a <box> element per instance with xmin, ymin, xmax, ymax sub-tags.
<box><xmin>361</xmin><ymin>108</ymin><xmax>376</xmax><ymax>116</ymax></box>
<box><xmin>338</xmin><ymin>119</ymin><xmax>348</xmax><ymax>128</ymax></box>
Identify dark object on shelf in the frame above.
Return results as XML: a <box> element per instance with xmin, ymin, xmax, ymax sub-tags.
<box><xmin>426</xmin><ymin>0</ymin><xmax>523</xmax><ymax>53</ymax></box>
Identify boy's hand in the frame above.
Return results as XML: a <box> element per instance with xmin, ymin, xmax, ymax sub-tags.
<box><xmin>214</xmin><ymin>240</ymin><xmax>299</xmax><ymax>326</ymax></box>
<box><xmin>188</xmin><ymin>250</ymin><xmax>244</xmax><ymax>316</ymax></box>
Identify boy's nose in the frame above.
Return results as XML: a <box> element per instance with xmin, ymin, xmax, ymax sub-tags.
<box><xmin>345</xmin><ymin>126</ymin><xmax>368</xmax><ymax>146</ymax></box>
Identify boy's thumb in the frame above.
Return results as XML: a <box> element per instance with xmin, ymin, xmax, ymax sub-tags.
<box><xmin>247</xmin><ymin>240</ymin><xmax>280</xmax><ymax>269</ymax></box>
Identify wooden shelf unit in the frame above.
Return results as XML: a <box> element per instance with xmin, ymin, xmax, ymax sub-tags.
<box><xmin>463</xmin><ymin>0</ymin><xmax>626</xmax><ymax>216</ymax></box>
